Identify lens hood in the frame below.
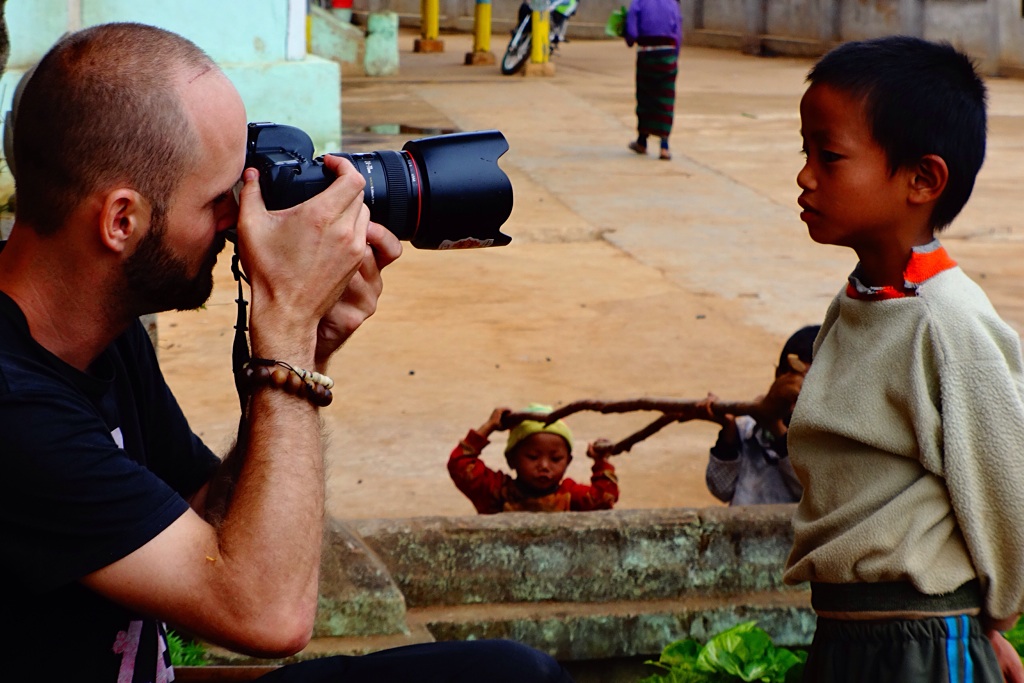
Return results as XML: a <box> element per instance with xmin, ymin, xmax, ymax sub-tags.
<box><xmin>402</xmin><ymin>130</ymin><xmax>513</xmax><ymax>249</ymax></box>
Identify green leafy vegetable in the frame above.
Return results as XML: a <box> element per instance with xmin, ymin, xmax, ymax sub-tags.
<box><xmin>641</xmin><ymin>621</ymin><xmax>806</xmax><ymax>683</ymax></box>
<box><xmin>167</xmin><ymin>630</ymin><xmax>208</xmax><ymax>667</ymax></box>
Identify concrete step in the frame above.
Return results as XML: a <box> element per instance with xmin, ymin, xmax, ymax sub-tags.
<box><xmin>407</xmin><ymin>591</ymin><xmax>814</xmax><ymax>660</ymax></box>
<box><xmin>201</xmin><ymin>591</ymin><xmax>813</xmax><ymax>666</ymax></box>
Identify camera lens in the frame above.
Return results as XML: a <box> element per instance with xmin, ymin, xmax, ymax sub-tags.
<box><xmin>246</xmin><ymin>123</ymin><xmax>513</xmax><ymax>250</ymax></box>
<box><xmin>335</xmin><ymin>150</ymin><xmax>420</xmax><ymax>241</ymax></box>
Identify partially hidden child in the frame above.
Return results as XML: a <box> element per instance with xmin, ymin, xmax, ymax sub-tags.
<box><xmin>785</xmin><ymin>36</ymin><xmax>1024</xmax><ymax>682</ymax></box>
<box><xmin>698</xmin><ymin>324</ymin><xmax>820</xmax><ymax>505</ymax></box>
<box><xmin>448</xmin><ymin>404</ymin><xmax>619</xmax><ymax>513</ymax></box>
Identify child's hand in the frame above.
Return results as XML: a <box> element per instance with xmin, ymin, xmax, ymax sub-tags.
<box><xmin>697</xmin><ymin>392</ymin><xmax>737</xmax><ymax>428</ymax></box>
<box><xmin>986</xmin><ymin>629</ymin><xmax>1024</xmax><ymax>683</ymax></box>
<box><xmin>760</xmin><ymin>373</ymin><xmax>804</xmax><ymax>420</ymax></box>
<box><xmin>753</xmin><ymin>372</ymin><xmax>805</xmax><ymax>439</ymax></box>
<box><xmin>587</xmin><ymin>439</ymin><xmax>614</xmax><ymax>460</ymax></box>
<box><xmin>477</xmin><ymin>407</ymin><xmax>512</xmax><ymax>437</ymax></box>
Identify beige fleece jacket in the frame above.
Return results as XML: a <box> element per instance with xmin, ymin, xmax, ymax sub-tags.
<box><xmin>784</xmin><ymin>266</ymin><xmax>1024</xmax><ymax>622</ymax></box>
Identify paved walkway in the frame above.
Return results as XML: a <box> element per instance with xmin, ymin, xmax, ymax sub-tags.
<box><xmin>159</xmin><ymin>31</ymin><xmax>1024</xmax><ymax>519</ymax></box>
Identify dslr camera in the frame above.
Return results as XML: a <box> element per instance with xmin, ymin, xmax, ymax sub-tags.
<box><xmin>245</xmin><ymin>122</ymin><xmax>513</xmax><ymax>250</ymax></box>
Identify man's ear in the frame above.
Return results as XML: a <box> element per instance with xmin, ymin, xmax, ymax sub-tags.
<box><xmin>908</xmin><ymin>154</ymin><xmax>949</xmax><ymax>207</ymax></box>
<box><xmin>98</xmin><ymin>188</ymin><xmax>149</xmax><ymax>254</ymax></box>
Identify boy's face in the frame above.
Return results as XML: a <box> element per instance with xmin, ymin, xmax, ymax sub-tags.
<box><xmin>511</xmin><ymin>433</ymin><xmax>572</xmax><ymax>491</ymax></box>
<box><xmin>797</xmin><ymin>83</ymin><xmax>915</xmax><ymax>251</ymax></box>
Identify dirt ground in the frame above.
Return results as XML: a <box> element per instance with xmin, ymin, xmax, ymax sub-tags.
<box><xmin>157</xmin><ymin>31</ymin><xmax>1024</xmax><ymax>520</ymax></box>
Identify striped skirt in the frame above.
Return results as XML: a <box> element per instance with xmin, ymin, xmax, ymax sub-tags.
<box><xmin>634</xmin><ymin>47</ymin><xmax>678</xmax><ymax>139</ymax></box>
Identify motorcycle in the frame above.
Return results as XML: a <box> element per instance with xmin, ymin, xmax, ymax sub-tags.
<box><xmin>500</xmin><ymin>0</ymin><xmax>578</xmax><ymax>75</ymax></box>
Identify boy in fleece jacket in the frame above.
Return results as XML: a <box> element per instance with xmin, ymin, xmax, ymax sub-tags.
<box><xmin>785</xmin><ymin>36</ymin><xmax>1024</xmax><ymax>682</ymax></box>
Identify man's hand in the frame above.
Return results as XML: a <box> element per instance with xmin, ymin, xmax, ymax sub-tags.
<box><xmin>236</xmin><ymin>154</ymin><xmax>371</xmax><ymax>364</ymax></box>
<box><xmin>314</xmin><ymin>221</ymin><xmax>402</xmax><ymax>369</ymax></box>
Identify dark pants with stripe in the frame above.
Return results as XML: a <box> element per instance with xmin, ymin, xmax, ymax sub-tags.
<box><xmin>255</xmin><ymin>639</ymin><xmax>575</xmax><ymax>683</ymax></box>
<box><xmin>804</xmin><ymin>615</ymin><xmax>1003</xmax><ymax>682</ymax></box>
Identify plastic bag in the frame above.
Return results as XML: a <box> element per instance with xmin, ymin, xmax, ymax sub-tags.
<box><xmin>605</xmin><ymin>6</ymin><xmax>627</xmax><ymax>37</ymax></box>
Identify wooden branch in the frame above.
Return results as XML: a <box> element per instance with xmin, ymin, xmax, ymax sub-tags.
<box><xmin>593</xmin><ymin>414</ymin><xmax>680</xmax><ymax>456</ymax></box>
<box><xmin>505</xmin><ymin>398</ymin><xmax>762</xmax><ymax>427</ymax></box>
<box><xmin>502</xmin><ymin>397</ymin><xmax>767</xmax><ymax>458</ymax></box>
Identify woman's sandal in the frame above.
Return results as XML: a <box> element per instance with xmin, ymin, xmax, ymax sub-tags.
<box><xmin>628</xmin><ymin>141</ymin><xmax>647</xmax><ymax>155</ymax></box>
<box><xmin>659</xmin><ymin>149</ymin><xmax>672</xmax><ymax>160</ymax></box>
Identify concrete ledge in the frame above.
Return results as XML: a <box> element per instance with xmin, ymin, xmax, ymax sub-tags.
<box><xmin>206</xmin><ymin>506</ymin><xmax>813</xmax><ymax>666</ymax></box>
<box><xmin>314</xmin><ymin>518</ymin><xmax>409</xmax><ymax>637</ymax></box>
<box><xmin>349</xmin><ymin>506</ymin><xmax>802</xmax><ymax>606</ymax></box>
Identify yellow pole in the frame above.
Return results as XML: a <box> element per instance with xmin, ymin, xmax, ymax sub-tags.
<box><xmin>473</xmin><ymin>0</ymin><xmax>492</xmax><ymax>53</ymax></box>
<box><xmin>415</xmin><ymin>0</ymin><xmax>445</xmax><ymax>52</ymax></box>
<box><xmin>530</xmin><ymin>9</ymin><xmax>549</xmax><ymax>63</ymax></box>
<box><xmin>422</xmin><ymin>0</ymin><xmax>440</xmax><ymax>41</ymax></box>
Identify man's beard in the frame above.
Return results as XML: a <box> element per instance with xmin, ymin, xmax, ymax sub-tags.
<box><xmin>122</xmin><ymin>211</ymin><xmax>226</xmax><ymax>316</ymax></box>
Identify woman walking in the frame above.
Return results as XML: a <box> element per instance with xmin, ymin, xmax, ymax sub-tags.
<box><xmin>623</xmin><ymin>0</ymin><xmax>682</xmax><ymax>160</ymax></box>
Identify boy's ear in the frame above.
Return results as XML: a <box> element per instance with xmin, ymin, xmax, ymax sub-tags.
<box><xmin>98</xmin><ymin>188</ymin><xmax>148</xmax><ymax>254</ymax></box>
<box><xmin>907</xmin><ymin>154</ymin><xmax>949</xmax><ymax>207</ymax></box>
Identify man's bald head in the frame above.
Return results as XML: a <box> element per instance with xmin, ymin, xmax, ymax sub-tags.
<box><xmin>12</xmin><ymin>23</ymin><xmax>219</xmax><ymax>235</ymax></box>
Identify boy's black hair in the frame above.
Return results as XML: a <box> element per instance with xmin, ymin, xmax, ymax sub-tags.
<box><xmin>777</xmin><ymin>325</ymin><xmax>821</xmax><ymax>376</ymax></box>
<box><xmin>807</xmin><ymin>35</ymin><xmax>987</xmax><ymax>230</ymax></box>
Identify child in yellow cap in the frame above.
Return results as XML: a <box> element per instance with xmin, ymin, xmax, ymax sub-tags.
<box><xmin>448</xmin><ymin>404</ymin><xmax>619</xmax><ymax>513</ymax></box>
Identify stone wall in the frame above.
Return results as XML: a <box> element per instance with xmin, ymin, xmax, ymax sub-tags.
<box><xmin>205</xmin><ymin>505</ymin><xmax>815</xmax><ymax>667</ymax></box>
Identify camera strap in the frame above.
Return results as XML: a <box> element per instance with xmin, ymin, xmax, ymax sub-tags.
<box><xmin>230</xmin><ymin>244</ymin><xmax>252</xmax><ymax>419</ymax></box>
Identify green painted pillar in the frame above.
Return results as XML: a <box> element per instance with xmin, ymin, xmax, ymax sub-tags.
<box><xmin>365</xmin><ymin>11</ymin><xmax>399</xmax><ymax>77</ymax></box>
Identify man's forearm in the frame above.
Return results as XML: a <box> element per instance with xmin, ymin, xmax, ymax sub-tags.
<box><xmin>192</xmin><ymin>442</ymin><xmax>242</xmax><ymax>526</ymax></box>
<box><xmin>208</xmin><ymin>385</ymin><xmax>326</xmax><ymax>634</ymax></box>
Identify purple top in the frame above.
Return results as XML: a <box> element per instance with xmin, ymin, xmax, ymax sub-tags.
<box><xmin>624</xmin><ymin>0</ymin><xmax>683</xmax><ymax>49</ymax></box>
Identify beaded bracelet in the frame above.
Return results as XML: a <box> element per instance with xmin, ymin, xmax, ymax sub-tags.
<box><xmin>240</xmin><ymin>358</ymin><xmax>335</xmax><ymax>407</ymax></box>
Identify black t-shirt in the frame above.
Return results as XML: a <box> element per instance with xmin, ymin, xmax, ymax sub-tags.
<box><xmin>0</xmin><ymin>292</ymin><xmax>221</xmax><ymax>681</ymax></box>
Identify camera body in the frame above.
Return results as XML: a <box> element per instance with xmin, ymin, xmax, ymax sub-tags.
<box><xmin>246</xmin><ymin>122</ymin><xmax>513</xmax><ymax>250</ymax></box>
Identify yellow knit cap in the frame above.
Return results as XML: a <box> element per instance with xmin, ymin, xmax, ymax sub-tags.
<box><xmin>504</xmin><ymin>403</ymin><xmax>574</xmax><ymax>461</ymax></box>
